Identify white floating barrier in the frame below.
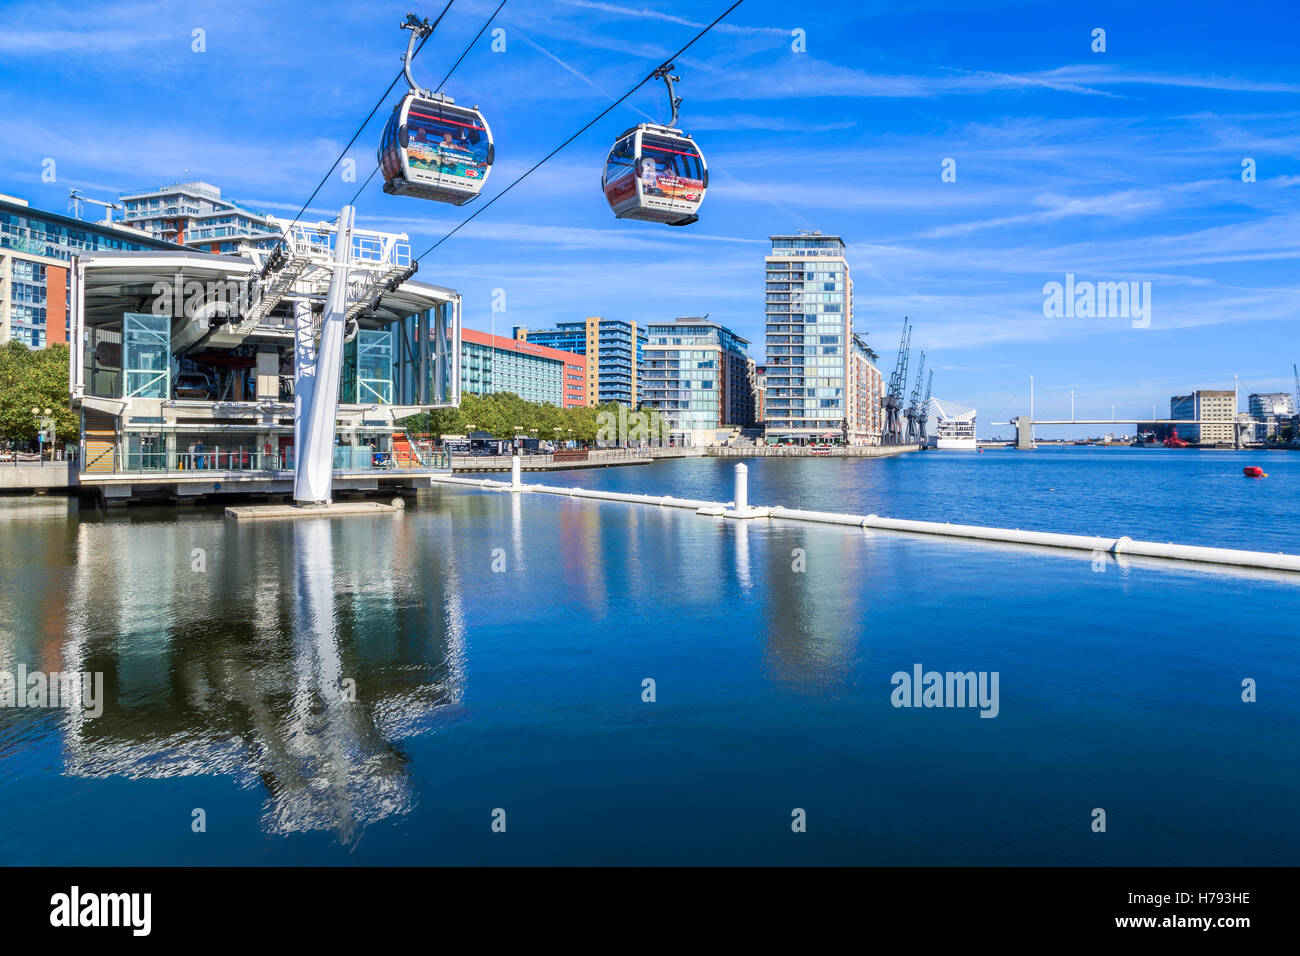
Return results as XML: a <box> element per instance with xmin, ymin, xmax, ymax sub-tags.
<box><xmin>426</xmin><ymin>474</ymin><xmax>1300</xmax><ymax>573</ymax></box>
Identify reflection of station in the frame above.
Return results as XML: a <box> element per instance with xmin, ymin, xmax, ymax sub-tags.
<box><xmin>68</xmin><ymin>212</ymin><xmax>462</xmax><ymax>504</ymax></box>
<box><xmin>60</xmin><ymin>516</ymin><xmax>467</xmax><ymax>840</ymax></box>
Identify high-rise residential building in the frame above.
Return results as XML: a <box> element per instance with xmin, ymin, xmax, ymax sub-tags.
<box><xmin>119</xmin><ymin>182</ymin><xmax>281</xmax><ymax>254</ymax></box>
<box><xmin>764</xmin><ymin>232</ymin><xmax>858</xmax><ymax>443</ymax></box>
<box><xmin>513</xmin><ymin>318</ymin><xmax>645</xmax><ymax>406</ymax></box>
<box><xmin>1170</xmin><ymin>389</ymin><xmax>1236</xmax><ymax>444</ymax></box>
<box><xmin>754</xmin><ymin>364</ymin><xmax>767</xmax><ymax>424</ymax></box>
<box><xmin>641</xmin><ymin>317</ymin><xmax>755</xmax><ymax>442</ymax></box>
<box><xmin>461</xmin><ymin>328</ymin><xmax>586</xmax><ymax>407</ymax></box>
<box><xmin>1</xmin><ymin>192</ymin><xmax>180</xmax><ymax>348</ymax></box>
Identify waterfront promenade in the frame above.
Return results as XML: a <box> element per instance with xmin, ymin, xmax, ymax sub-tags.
<box><xmin>0</xmin><ymin>460</ymin><xmax>78</xmax><ymax>492</ymax></box>
<box><xmin>0</xmin><ymin>443</ymin><xmax>927</xmax><ymax>493</ymax></box>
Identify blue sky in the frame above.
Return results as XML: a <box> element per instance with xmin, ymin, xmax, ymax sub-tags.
<box><xmin>2</xmin><ymin>0</ymin><xmax>1298</xmax><ymax>435</ymax></box>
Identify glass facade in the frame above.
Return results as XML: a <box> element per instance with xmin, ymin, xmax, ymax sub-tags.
<box><xmin>118</xmin><ymin>182</ymin><xmax>281</xmax><ymax>253</ymax></box>
<box><xmin>1</xmin><ymin>195</ymin><xmax>179</xmax><ymax>348</ymax></box>
<box><xmin>341</xmin><ymin>329</ymin><xmax>395</xmax><ymax>404</ymax></box>
<box><xmin>0</xmin><ymin>208</ymin><xmax>169</xmax><ymax>260</ymax></box>
<box><xmin>642</xmin><ymin>319</ymin><xmax>754</xmax><ymax>433</ymax></box>
<box><xmin>8</xmin><ymin>259</ymin><xmax>48</xmax><ymax>347</ymax></box>
<box><xmin>764</xmin><ymin>235</ymin><xmax>853</xmax><ymax>438</ymax></box>
<box><xmin>517</xmin><ymin>319</ymin><xmax>645</xmax><ymax>406</ymax></box>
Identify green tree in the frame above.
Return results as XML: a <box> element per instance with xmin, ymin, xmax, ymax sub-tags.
<box><xmin>396</xmin><ymin>392</ymin><xmax>634</xmax><ymax>447</ymax></box>
<box><xmin>0</xmin><ymin>340</ymin><xmax>76</xmax><ymax>444</ymax></box>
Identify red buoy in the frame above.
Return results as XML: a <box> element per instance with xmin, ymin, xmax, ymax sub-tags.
<box><xmin>1243</xmin><ymin>466</ymin><xmax>1266</xmax><ymax>478</ymax></box>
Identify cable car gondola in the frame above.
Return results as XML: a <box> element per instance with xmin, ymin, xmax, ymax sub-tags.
<box><xmin>379</xmin><ymin>14</ymin><xmax>494</xmax><ymax>206</ymax></box>
<box><xmin>603</xmin><ymin>65</ymin><xmax>707</xmax><ymax>226</ymax></box>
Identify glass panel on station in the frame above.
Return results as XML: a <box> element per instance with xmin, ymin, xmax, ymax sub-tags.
<box><xmin>357</xmin><ymin>329</ymin><xmax>394</xmax><ymax>404</ymax></box>
<box><xmin>122</xmin><ymin>312</ymin><xmax>170</xmax><ymax>399</ymax></box>
<box><xmin>341</xmin><ymin>329</ymin><xmax>395</xmax><ymax>404</ymax></box>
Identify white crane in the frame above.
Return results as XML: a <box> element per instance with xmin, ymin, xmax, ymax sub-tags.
<box><xmin>67</xmin><ymin>189</ymin><xmax>122</xmax><ymax>224</ymax></box>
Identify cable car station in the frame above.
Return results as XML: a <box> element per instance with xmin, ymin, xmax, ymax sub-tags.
<box><xmin>68</xmin><ymin>211</ymin><xmax>462</xmax><ymax>506</ymax></box>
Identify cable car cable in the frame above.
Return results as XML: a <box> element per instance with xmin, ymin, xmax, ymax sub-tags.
<box><xmin>282</xmin><ymin>1</ymin><xmax>455</xmax><ymax>238</ymax></box>
<box><xmin>435</xmin><ymin>0</ymin><xmax>508</xmax><ymax>93</ymax></box>
<box><xmin>411</xmin><ymin>0</ymin><xmax>744</xmax><ymax>263</ymax></box>
<box><xmin>345</xmin><ymin>165</ymin><xmax>381</xmax><ymax>208</ymax></box>
<box><xmin>344</xmin><ymin>0</ymin><xmax>508</xmax><ymax>210</ymax></box>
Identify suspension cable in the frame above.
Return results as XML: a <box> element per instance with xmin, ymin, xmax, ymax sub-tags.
<box><xmin>282</xmin><ymin>1</ymin><xmax>455</xmax><ymax>236</ymax></box>
<box><xmin>436</xmin><ymin>0</ymin><xmax>508</xmax><ymax>94</ymax></box>
<box><xmin>412</xmin><ymin>0</ymin><xmax>745</xmax><ymax>263</ymax></box>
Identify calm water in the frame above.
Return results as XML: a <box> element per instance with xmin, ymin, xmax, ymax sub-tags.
<box><xmin>0</xmin><ymin>447</ymin><xmax>1297</xmax><ymax>865</ymax></box>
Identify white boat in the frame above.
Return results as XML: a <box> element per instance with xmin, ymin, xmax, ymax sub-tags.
<box><xmin>926</xmin><ymin>398</ymin><xmax>978</xmax><ymax>450</ymax></box>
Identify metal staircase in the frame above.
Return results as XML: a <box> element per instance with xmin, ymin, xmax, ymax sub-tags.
<box><xmin>82</xmin><ymin>409</ymin><xmax>118</xmax><ymax>473</ymax></box>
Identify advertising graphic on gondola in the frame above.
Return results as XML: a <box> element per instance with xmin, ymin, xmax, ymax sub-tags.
<box><xmin>406</xmin><ymin>104</ymin><xmax>490</xmax><ymax>183</ymax></box>
<box><xmin>640</xmin><ymin>136</ymin><xmax>704</xmax><ymax>202</ymax></box>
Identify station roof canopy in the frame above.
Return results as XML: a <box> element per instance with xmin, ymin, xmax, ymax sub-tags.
<box><xmin>76</xmin><ymin>249</ymin><xmax>457</xmax><ymax>330</ymax></box>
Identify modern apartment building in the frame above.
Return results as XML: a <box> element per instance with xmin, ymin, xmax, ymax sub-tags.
<box><xmin>641</xmin><ymin>317</ymin><xmax>755</xmax><ymax>441</ymax></box>
<box><xmin>1170</xmin><ymin>389</ymin><xmax>1236</xmax><ymax>444</ymax></box>
<box><xmin>754</xmin><ymin>364</ymin><xmax>767</xmax><ymax>424</ymax></box>
<box><xmin>764</xmin><ymin>232</ymin><xmax>860</xmax><ymax>443</ymax></box>
<box><xmin>119</xmin><ymin>182</ymin><xmax>281</xmax><ymax>255</ymax></box>
<box><xmin>848</xmin><ymin>333</ymin><xmax>885</xmax><ymax>444</ymax></box>
<box><xmin>1248</xmin><ymin>392</ymin><xmax>1295</xmax><ymax>418</ymax></box>
<box><xmin>514</xmin><ymin>318</ymin><xmax>645</xmax><ymax>406</ymax></box>
<box><xmin>461</xmin><ymin>328</ymin><xmax>586</xmax><ymax>407</ymax></box>
<box><xmin>1</xmin><ymin>193</ymin><xmax>180</xmax><ymax>348</ymax></box>
<box><xmin>1247</xmin><ymin>392</ymin><xmax>1296</xmax><ymax>440</ymax></box>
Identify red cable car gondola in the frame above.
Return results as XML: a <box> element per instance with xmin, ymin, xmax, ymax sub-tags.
<box><xmin>378</xmin><ymin>15</ymin><xmax>494</xmax><ymax>205</ymax></box>
<box><xmin>603</xmin><ymin>65</ymin><xmax>707</xmax><ymax>226</ymax></box>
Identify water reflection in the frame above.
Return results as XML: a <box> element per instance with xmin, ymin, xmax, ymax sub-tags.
<box><xmin>3</xmin><ymin>482</ymin><xmax>1294</xmax><ymax>866</ymax></box>
<box><xmin>54</xmin><ymin>511</ymin><xmax>465</xmax><ymax>844</ymax></box>
<box><xmin>731</xmin><ymin>520</ymin><xmax>753</xmax><ymax>593</ymax></box>
<box><xmin>757</xmin><ymin>524</ymin><xmax>870</xmax><ymax>689</ymax></box>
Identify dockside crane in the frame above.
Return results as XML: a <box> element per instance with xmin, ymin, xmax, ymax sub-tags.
<box><xmin>918</xmin><ymin>369</ymin><xmax>934</xmax><ymax>444</ymax></box>
<box><xmin>884</xmin><ymin>318</ymin><xmax>911</xmax><ymax>445</ymax></box>
<box><xmin>904</xmin><ymin>350</ymin><xmax>926</xmax><ymax>444</ymax></box>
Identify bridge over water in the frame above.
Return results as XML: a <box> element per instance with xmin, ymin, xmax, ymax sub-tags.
<box><xmin>990</xmin><ymin>417</ymin><xmax>1254</xmax><ymax>450</ymax></box>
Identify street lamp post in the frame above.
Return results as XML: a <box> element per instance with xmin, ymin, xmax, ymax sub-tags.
<box><xmin>32</xmin><ymin>406</ymin><xmax>54</xmax><ymax>464</ymax></box>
